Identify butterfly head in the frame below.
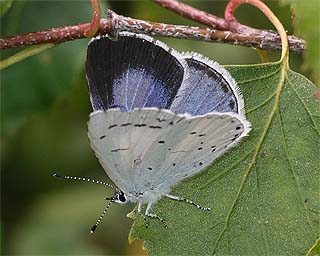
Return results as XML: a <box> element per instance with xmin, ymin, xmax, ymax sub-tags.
<box><xmin>109</xmin><ymin>188</ymin><xmax>128</xmax><ymax>204</ymax></box>
<box><xmin>53</xmin><ymin>173</ymin><xmax>129</xmax><ymax>233</ymax></box>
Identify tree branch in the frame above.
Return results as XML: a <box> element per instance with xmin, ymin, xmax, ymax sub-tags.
<box><xmin>154</xmin><ymin>0</ymin><xmax>229</xmax><ymax>30</ymax></box>
<box><xmin>154</xmin><ymin>0</ymin><xmax>305</xmax><ymax>52</ymax></box>
<box><xmin>0</xmin><ymin>5</ymin><xmax>305</xmax><ymax>52</ymax></box>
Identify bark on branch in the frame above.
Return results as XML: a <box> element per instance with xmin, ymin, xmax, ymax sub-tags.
<box><xmin>0</xmin><ymin>5</ymin><xmax>305</xmax><ymax>52</ymax></box>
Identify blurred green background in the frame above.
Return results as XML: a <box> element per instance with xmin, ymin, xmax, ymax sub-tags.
<box><xmin>0</xmin><ymin>0</ymin><xmax>313</xmax><ymax>255</ymax></box>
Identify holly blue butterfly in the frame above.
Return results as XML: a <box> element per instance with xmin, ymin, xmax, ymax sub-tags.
<box><xmin>55</xmin><ymin>32</ymin><xmax>251</xmax><ymax>232</ymax></box>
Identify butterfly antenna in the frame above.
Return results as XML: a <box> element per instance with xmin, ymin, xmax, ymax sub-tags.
<box><xmin>90</xmin><ymin>199</ymin><xmax>114</xmax><ymax>234</ymax></box>
<box><xmin>53</xmin><ymin>173</ymin><xmax>115</xmax><ymax>189</ymax></box>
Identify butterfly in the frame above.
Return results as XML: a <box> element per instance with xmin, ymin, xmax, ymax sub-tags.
<box><xmin>55</xmin><ymin>32</ymin><xmax>251</xmax><ymax>232</ymax></box>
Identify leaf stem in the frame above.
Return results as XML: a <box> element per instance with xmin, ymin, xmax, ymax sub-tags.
<box><xmin>83</xmin><ymin>0</ymin><xmax>101</xmax><ymax>38</ymax></box>
<box><xmin>225</xmin><ymin>0</ymin><xmax>289</xmax><ymax>62</ymax></box>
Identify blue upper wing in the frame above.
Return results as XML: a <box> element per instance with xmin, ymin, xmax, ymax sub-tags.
<box><xmin>170</xmin><ymin>54</ymin><xmax>244</xmax><ymax>115</ymax></box>
<box><xmin>86</xmin><ymin>33</ymin><xmax>244</xmax><ymax>115</ymax></box>
<box><xmin>86</xmin><ymin>32</ymin><xmax>185</xmax><ymax>112</ymax></box>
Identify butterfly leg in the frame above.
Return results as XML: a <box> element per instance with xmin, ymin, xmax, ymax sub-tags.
<box><xmin>132</xmin><ymin>202</ymin><xmax>142</xmax><ymax>214</ymax></box>
<box><xmin>165</xmin><ymin>194</ymin><xmax>211</xmax><ymax>211</ymax></box>
<box><xmin>135</xmin><ymin>203</ymin><xmax>149</xmax><ymax>228</ymax></box>
<box><xmin>138</xmin><ymin>202</ymin><xmax>142</xmax><ymax>213</ymax></box>
<box><xmin>144</xmin><ymin>203</ymin><xmax>167</xmax><ymax>228</ymax></box>
<box><xmin>138</xmin><ymin>213</ymin><xmax>149</xmax><ymax>228</ymax></box>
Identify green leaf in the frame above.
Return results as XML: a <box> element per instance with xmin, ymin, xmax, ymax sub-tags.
<box><xmin>129</xmin><ymin>60</ymin><xmax>319</xmax><ymax>255</ymax></box>
<box><xmin>0</xmin><ymin>1</ymin><xmax>107</xmax><ymax>136</ymax></box>
<box><xmin>0</xmin><ymin>0</ymin><xmax>12</xmax><ymax>16</ymax></box>
<box><xmin>281</xmin><ymin>0</ymin><xmax>320</xmax><ymax>84</ymax></box>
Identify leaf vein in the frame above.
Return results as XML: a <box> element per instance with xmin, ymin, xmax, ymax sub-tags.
<box><xmin>200</xmin><ymin>152</ymin><xmax>251</xmax><ymax>189</ymax></box>
<box><xmin>286</xmin><ymin>75</ymin><xmax>320</xmax><ymax>136</ymax></box>
<box><xmin>254</xmin><ymin>164</ymin><xmax>269</xmax><ymax>254</ymax></box>
<box><xmin>277</xmin><ymin>109</ymin><xmax>316</xmax><ymax>236</ymax></box>
<box><xmin>211</xmin><ymin>62</ymin><xmax>288</xmax><ymax>255</ymax></box>
<box><xmin>246</xmin><ymin>91</ymin><xmax>276</xmax><ymax>114</ymax></box>
<box><xmin>237</xmin><ymin>67</ymin><xmax>281</xmax><ymax>85</ymax></box>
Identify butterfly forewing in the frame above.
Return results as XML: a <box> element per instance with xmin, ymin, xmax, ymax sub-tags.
<box><xmin>86</xmin><ymin>33</ymin><xmax>186</xmax><ymax>112</ymax></box>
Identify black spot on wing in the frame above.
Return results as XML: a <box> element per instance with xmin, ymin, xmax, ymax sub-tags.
<box><xmin>220</xmin><ymin>82</ymin><xmax>230</xmax><ymax>93</ymax></box>
<box><xmin>121</xmin><ymin>123</ymin><xmax>132</xmax><ymax>127</ymax></box>
<box><xmin>111</xmin><ymin>148</ymin><xmax>129</xmax><ymax>152</ymax></box>
<box><xmin>229</xmin><ymin>100</ymin><xmax>235</xmax><ymax>109</ymax></box>
<box><xmin>176</xmin><ymin>117</ymin><xmax>185</xmax><ymax>123</ymax></box>
<box><xmin>156</xmin><ymin>118</ymin><xmax>166</xmax><ymax>122</ymax></box>
<box><xmin>149</xmin><ymin>125</ymin><xmax>161</xmax><ymax>129</ymax></box>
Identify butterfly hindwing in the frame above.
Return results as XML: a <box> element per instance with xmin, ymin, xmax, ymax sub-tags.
<box><xmin>170</xmin><ymin>52</ymin><xmax>244</xmax><ymax>115</ymax></box>
<box><xmin>132</xmin><ymin>110</ymin><xmax>251</xmax><ymax>192</ymax></box>
<box><xmin>88</xmin><ymin>108</ymin><xmax>250</xmax><ymax>196</ymax></box>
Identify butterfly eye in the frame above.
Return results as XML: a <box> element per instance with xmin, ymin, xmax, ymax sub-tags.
<box><xmin>117</xmin><ymin>191</ymin><xmax>127</xmax><ymax>203</ymax></box>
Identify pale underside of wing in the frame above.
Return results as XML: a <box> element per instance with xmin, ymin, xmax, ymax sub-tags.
<box><xmin>88</xmin><ymin>108</ymin><xmax>250</xmax><ymax>197</ymax></box>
